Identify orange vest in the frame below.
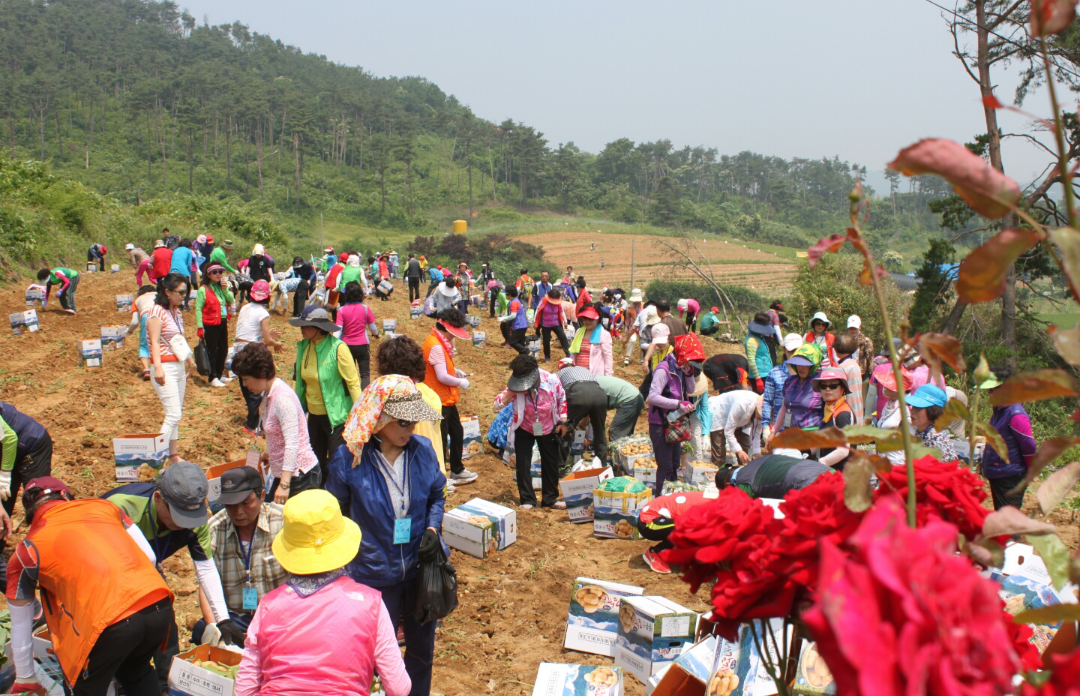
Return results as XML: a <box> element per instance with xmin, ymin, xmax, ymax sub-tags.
<box><xmin>28</xmin><ymin>500</ymin><xmax>173</xmax><ymax>686</ymax></box>
<box><xmin>422</xmin><ymin>333</ymin><xmax>458</xmax><ymax>406</ymax></box>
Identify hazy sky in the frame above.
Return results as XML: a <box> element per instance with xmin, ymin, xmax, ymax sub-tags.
<box><xmin>179</xmin><ymin>0</ymin><xmax>1064</xmax><ymax>188</ymax></box>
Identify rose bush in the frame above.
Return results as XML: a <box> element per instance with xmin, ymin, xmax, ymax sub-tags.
<box><xmin>875</xmin><ymin>456</ymin><xmax>995</xmax><ymax>542</ymax></box>
<box><xmin>802</xmin><ymin>500</ymin><xmax>1038</xmax><ymax>696</ymax></box>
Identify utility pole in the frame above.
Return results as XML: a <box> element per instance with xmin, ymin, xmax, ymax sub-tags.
<box><xmin>630</xmin><ymin>240</ymin><xmax>635</xmax><ymax>290</ymax></box>
<box><xmin>319</xmin><ymin>212</ymin><xmax>324</xmax><ymax>250</ymax></box>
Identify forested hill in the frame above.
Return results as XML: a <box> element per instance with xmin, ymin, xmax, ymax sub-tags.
<box><xmin>0</xmin><ymin>0</ymin><xmax>953</xmax><ymax>263</ymax></box>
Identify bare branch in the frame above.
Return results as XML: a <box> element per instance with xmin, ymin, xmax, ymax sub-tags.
<box><xmin>985</xmin><ymin>0</ymin><xmax>1026</xmax><ymax>31</ymax></box>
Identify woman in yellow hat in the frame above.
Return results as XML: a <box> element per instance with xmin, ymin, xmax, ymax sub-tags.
<box><xmin>234</xmin><ymin>489</ymin><xmax>410</xmax><ymax>696</ymax></box>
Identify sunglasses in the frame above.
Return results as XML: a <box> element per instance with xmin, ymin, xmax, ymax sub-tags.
<box><xmin>818</xmin><ymin>382</ymin><xmax>845</xmax><ymax>390</ymax></box>
<box><xmin>208</xmin><ymin>269</ymin><xmax>225</xmax><ymax>275</ymax></box>
<box><xmin>395</xmin><ymin>419</ymin><xmax>417</xmax><ymax>428</ymax></box>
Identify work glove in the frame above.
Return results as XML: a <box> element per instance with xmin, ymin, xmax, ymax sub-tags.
<box><xmin>762</xmin><ymin>426</ymin><xmax>772</xmax><ymax>446</ymax></box>
<box><xmin>0</xmin><ymin>470</ymin><xmax>11</xmax><ymax>501</ymax></box>
<box><xmin>418</xmin><ymin>529</ymin><xmax>440</xmax><ymax>560</ymax></box>
<box><xmin>12</xmin><ymin>677</ymin><xmax>43</xmax><ymax>694</ymax></box>
<box><xmin>454</xmin><ymin>368</ymin><xmax>466</xmax><ymax>379</ymax></box>
<box><xmin>458</xmin><ymin>378</ymin><xmax>471</xmax><ymax>390</ymax></box>
<box><xmin>200</xmin><ymin>623</ymin><xmax>223</xmax><ymax>647</ymax></box>
<box><xmin>754</xmin><ymin>378</ymin><xmax>765</xmax><ymax>394</ymax></box>
<box><xmin>197</xmin><ymin>328</ymin><xmax>205</xmax><ymax>339</ymax></box>
<box><xmin>678</xmin><ymin>401</ymin><xmax>692</xmax><ymax>412</ymax></box>
<box><xmin>216</xmin><ymin>618</ymin><xmax>246</xmax><ymax>648</ymax></box>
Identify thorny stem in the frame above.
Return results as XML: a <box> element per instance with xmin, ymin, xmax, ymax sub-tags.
<box><xmin>1039</xmin><ymin>30</ymin><xmax>1078</xmax><ymax>230</ymax></box>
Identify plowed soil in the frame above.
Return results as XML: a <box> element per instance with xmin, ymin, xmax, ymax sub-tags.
<box><xmin>0</xmin><ymin>268</ymin><xmax>1071</xmax><ymax>696</ymax></box>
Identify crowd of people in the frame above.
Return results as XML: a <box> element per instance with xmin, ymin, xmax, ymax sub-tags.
<box><xmin>3</xmin><ymin>236</ymin><xmax>1043</xmax><ymax>696</ymax></box>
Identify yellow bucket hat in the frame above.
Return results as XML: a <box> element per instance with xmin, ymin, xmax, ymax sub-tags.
<box><xmin>272</xmin><ymin>490</ymin><xmax>362</xmax><ymax>575</ymax></box>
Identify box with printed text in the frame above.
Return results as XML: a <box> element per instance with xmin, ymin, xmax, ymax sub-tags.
<box><xmin>564</xmin><ymin>577</ymin><xmax>645</xmax><ymax>657</ymax></box>
<box><xmin>558</xmin><ymin>466</ymin><xmax>613</xmax><ymax>523</ymax></box>
<box><xmin>531</xmin><ymin>663</ymin><xmax>624</xmax><ymax>696</ymax></box>
<box><xmin>79</xmin><ymin>339</ymin><xmax>102</xmax><ymax>367</ymax></box>
<box><xmin>113</xmin><ymin>433</ymin><xmax>169</xmax><ymax>482</ymax></box>
<box><xmin>614</xmin><ymin>596</ymin><xmax>700</xmax><ymax>684</ymax></box>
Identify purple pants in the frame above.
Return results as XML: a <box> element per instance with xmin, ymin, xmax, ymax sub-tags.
<box><xmin>649</xmin><ymin>422</ymin><xmax>681</xmax><ymax>496</ymax></box>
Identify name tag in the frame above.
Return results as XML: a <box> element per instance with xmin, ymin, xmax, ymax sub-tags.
<box><xmin>393</xmin><ymin>518</ymin><xmax>411</xmax><ymax>545</ymax></box>
<box><xmin>242</xmin><ymin>587</ymin><xmax>258</xmax><ymax>611</ymax></box>
<box><xmin>533</xmin><ymin>421</ymin><xmax>543</xmax><ymax>437</ymax></box>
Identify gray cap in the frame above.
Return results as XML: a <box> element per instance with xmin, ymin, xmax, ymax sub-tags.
<box><xmin>217</xmin><ymin>466</ymin><xmax>263</xmax><ymax>506</ymax></box>
<box><xmin>158</xmin><ymin>460</ymin><xmax>209</xmax><ymax>528</ymax></box>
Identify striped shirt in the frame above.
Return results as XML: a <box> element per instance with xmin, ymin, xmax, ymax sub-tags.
<box><xmin>148</xmin><ymin>304</ymin><xmax>184</xmax><ymax>358</ymax></box>
<box><xmin>558</xmin><ymin>366</ymin><xmax>596</xmax><ymax>391</ymax></box>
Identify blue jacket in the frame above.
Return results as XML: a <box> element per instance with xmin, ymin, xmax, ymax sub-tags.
<box><xmin>428</xmin><ymin>267</ymin><xmax>442</xmax><ymax>282</ymax></box>
<box><xmin>170</xmin><ymin>246</ymin><xmax>195</xmax><ymax>275</ymax></box>
<box><xmin>326</xmin><ymin>438</ymin><xmax>447</xmax><ymax>588</ymax></box>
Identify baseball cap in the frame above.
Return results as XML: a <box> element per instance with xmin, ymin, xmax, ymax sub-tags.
<box><xmin>847</xmin><ymin>315</ymin><xmax>861</xmax><ymax>329</ymax></box>
<box><xmin>710</xmin><ymin>306</ymin><xmax>719</xmax><ymax>313</ymax></box>
<box><xmin>782</xmin><ymin>333</ymin><xmax>803</xmax><ymax>352</ymax></box>
<box><xmin>218</xmin><ymin>466</ymin><xmax>264</xmax><ymax>506</ymax></box>
<box><xmin>24</xmin><ymin>476</ymin><xmax>71</xmax><ymax>499</ymax></box>
<box><xmin>157</xmin><ymin>461</ymin><xmax>209</xmax><ymax>528</ymax></box>
<box><xmin>906</xmin><ymin>385</ymin><xmax>948</xmax><ymax>409</ymax></box>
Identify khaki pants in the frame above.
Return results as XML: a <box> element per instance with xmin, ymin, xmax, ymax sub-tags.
<box><xmin>710</xmin><ymin>428</ymin><xmax>752</xmax><ymax>465</ymax></box>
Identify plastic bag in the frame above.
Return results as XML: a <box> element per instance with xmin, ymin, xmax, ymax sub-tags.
<box><xmin>194</xmin><ymin>339</ymin><xmax>211</xmax><ymax>377</ymax></box>
<box><xmin>413</xmin><ymin>539</ymin><xmax>458</xmax><ymax>624</ymax></box>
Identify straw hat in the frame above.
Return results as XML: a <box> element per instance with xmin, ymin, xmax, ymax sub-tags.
<box><xmin>272</xmin><ymin>490</ymin><xmax>362</xmax><ymax>575</ymax></box>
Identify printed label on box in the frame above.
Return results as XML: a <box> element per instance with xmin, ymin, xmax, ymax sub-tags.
<box><xmin>559</xmin><ymin>467</ymin><xmax>614</xmax><ymax>523</ymax></box>
<box><xmin>25</xmin><ymin>284</ymin><xmax>45</xmax><ymax>307</ymax></box>
<box><xmin>792</xmin><ymin>641</ymin><xmax>836</xmax><ymax>695</ymax></box>
<box><xmin>472</xmin><ymin>331</ymin><xmax>487</xmax><ymax>348</ymax></box>
<box><xmin>117</xmin><ymin>293</ymin><xmax>134</xmax><ymax>311</ymax></box>
<box><xmin>465</xmin><ymin>314</ymin><xmax>481</xmax><ymax>327</ymax></box>
<box><xmin>564</xmin><ymin>577</ymin><xmax>645</xmax><ymax>657</ymax></box>
<box><xmin>11</xmin><ymin>310</ymin><xmax>39</xmax><ymax>335</ymax></box>
<box><xmin>531</xmin><ymin>663</ymin><xmax>624</xmax><ymax>696</ymax></box>
<box><xmin>410</xmin><ymin>306</ymin><xmax>423</xmax><ymax>319</ymax></box>
<box><xmin>383</xmin><ymin>319</ymin><xmax>397</xmax><ymax>332</ymax></box>
<box><xmin>460</xmin><ymin>415</ymin><xmax>482</xmax><ymax>459</ymax></box>
<box><xmin>167</xmin><ymin>645</ymin><xmax>240</xmax><ymax>696</ymax></box>
<box><xmin>101</xmin><ymin>326</ymin><xmax>125</xmax><ymax>351</ymax></box>
<box><xmin>110</xmin><ymin>264</ymin><xmax>120</xmax><ymax>273</ymax></box>
<box><xmin>79</xmin><ymin>339</ymin><xmax>103</xmax><ymax>367</ymax></box>
<box><xmin>443</xmin><ymin>509</ymin><xmax>496</xmax><ymax>559</ymax></box>
<box><xmin>113</xmin><ymin>433</ymin><xmax>169</xmax><ymax>482</ymax></box>
<box><xmin>451</xmin><ymin>498</ymin><xmax>517</xmax><ymax>550</ymax></box>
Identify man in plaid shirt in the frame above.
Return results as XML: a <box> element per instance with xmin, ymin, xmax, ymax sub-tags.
<box><xmin>193</xmin><ymin>466</ymin><xmax>287</xmax><ymax>646</ymax></box>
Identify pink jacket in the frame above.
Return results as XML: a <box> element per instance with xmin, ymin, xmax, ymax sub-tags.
<box><xmin>235</xmin><ymin>576</ymin><xmax>410</xmax><ymax>696</ymax></box>
<box><xmin>572</xmin><ymin>328</ymin><xmax>614</xmax><ymax>377</ymax></box>
<box><xmin>261</xmin><ymin>379</ymin><xmax>319</xmax><ymax>478</ymax></box>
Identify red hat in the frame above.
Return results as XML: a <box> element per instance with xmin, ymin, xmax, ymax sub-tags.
<box><xmin>672</xmin><ymin>334</ymin><xmax>706</xmax><ymax>367</ymax></box>
<box><xmin>25</xmin><ymin>476</ymin><xmax>71</xmax><ymax>498</ymax></box>
<box><xmin>206</xmin><ymin>235</ymin><xmax>214</xmax><ymax>244</ymax></box>
<box><xmin>339</xmin><ymin>252</ymin><xmax>349</xmax><ymax>262</ymax></box>
<box><xmin>100</xmin><ymin>245</ymin><xmax>108</xmax><ymax>254</ymax></box>
<box><xmin>577</xmin><ymin>306</ymin><xmax>600</xmax><ymax>321</ymax></box>
<box><xmin>437</xmin><ymin>322</ymin><xmax>471</xmax><ymax>341</ymax></box>
<box><xmin>710</xmin><ymin>306</ymin><xmax>719</xmax><ymax>313</ymax></box>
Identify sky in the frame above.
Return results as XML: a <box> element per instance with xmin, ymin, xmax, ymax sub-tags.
<box><xmin>177</xmin><ymin>0</ymin><xmax>1065</xmax><ymax>190</ymax></box>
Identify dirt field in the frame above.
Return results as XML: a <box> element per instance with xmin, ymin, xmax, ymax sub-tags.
<box><xmin>0</xmin><ymin>267</ymin><xmax>1072</xmax><ymax>695</ymax></box>
<box><xmin>517</xmin><ymin>231</ymin><xmax>797</xmax><ymax>294</ymax></box>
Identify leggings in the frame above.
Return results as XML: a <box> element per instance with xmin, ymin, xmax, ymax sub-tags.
<box><xmin>440</xmin><ymin>404</ymin><xmax>464</xmax><ymax>475</ymax></box>
<box><xmin>347</xmin><ymin>342</ymin><xmax>371</xmax><ymax>389</ymax></box>
<box><xmin>203</xmin><ymin>323</ymin><xmax>228</xmax><ymax>381</ymax></box>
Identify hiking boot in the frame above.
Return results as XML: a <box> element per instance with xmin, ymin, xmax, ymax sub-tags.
<box><xmin>449</xmin><ymin>469</ymin><xmax>478</xmax><ymax>484</ymax></box>
<box><xmin>642</xmin><ymin>551</ymin><xmax>672</xmax><ymax>574</ymax></box>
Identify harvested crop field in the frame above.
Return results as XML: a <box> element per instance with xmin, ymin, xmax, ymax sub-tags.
<box><xmin>516</xmin><ymin>230</ymin><xmax>797</xmax><ymax>294</ymax></box>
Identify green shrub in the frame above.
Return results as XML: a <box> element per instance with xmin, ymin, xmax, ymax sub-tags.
<box><xmin>644</xmin><ymin>279</ymin><xmax>765</xmax><ymax>314</ymax></box>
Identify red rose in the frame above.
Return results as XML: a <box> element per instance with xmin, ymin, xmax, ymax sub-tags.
<box><xmin>1021</xmin><ymin>648</ymin><xmax>1080</xmax><ymax>695</ymax></box>
<box><xmin>875</xmin><ymin>456</ymin><xmax>992</xmax><ymax>542</ymax></box>
<box><xmin>803</xmin><ymin>499</ymin><xmax>1030</xmax><ymax>696</ymax></box>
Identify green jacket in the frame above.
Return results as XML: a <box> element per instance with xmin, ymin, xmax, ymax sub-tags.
<box><xmin>194</xmin><ymin>283</ymin><xmax>235</xmax><ymax>329</ymax></box>
<box><xmin>49</xmin><ymin>267</ymin><xmax>79</xmax><ymax>284</ymax></box>
<box><xmin>294</xmin><ymin>334</ymin><xmax>354</xmax><ymax>428</ymax></box>
<box><xmin>496</xmin><ymin>291</ymin><xmax>509</xmax><ymax>315</ymax></box>
<box><xmin>208</xmin><ymin>248</ymin><xmax>238</xmax><ymax>274</ymax></box>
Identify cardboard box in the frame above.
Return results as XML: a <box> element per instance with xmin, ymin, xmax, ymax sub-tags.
<box><xmin>101</xmin><ymin>326</ymin><xmax>126</xmax><ymax>351</ymax></box>
<box><xmin>472</xmin><ymin>331</ymin><xmax>487</xmax><ymax>348</ymax></box>
<box><xmin>683</xmin><ymin>461</ymin><xmax>719</xmax><ymax>486</ymax></box>
<box><xmin>570</xmin><ymin>428</ymin><xmax>587</xmax><ymax>456</ymax></box>
<box><xmin>167</xmin><ymin>644</ymin><xmax>241</xmax><ymax>696</ymax></box>
<box><xmin>113</xmin><ymin>433</ymin><xmax>170</xmax><ymax>482</ymax></box>
<box><xmin>792</xmin><ymin>641</ymin><xmax>835</xmax><ymax>695</ymax></box>
<box><xmin>465</xmin><ymin>314</ymin><xmax>481</xmax><ymax>327</ymax></box>
<box><xmin>559</xmin><ymin>467</ymin><xmax>614</xmax><ymax>523</ymax></box>
<box><xmin>409</xmin><ymin>305</ymin><xmax>423</xmax><ymax>319</ymax></box>
<box><xmin>646</xmin><ymin>636</ymin><xmax>718</xmax><ymax>696</ymax></box>
<box><xmin>594</xmin><ymin>483</ymin><xmax>652</xmax><ymax>539</ymax></box>
<box><xmin>25</xmin><ymin>284</ymin><xmax>45</xmax><ymax>308</ymax></box>
<box><xmin>110</xmin><ymin>264</ymin><xmax>120</xmax><ymax>273</ymax></box>
<box><xmin>708</xmin><ymin>619</ymin><xmax>786</xmax><ymax>696</ymax></box>
<box><xmin>565</xmin><ymin>577</ymin><xmax>645</xmax><ymax>657</ymax></box>
<box><xmin>79</xmin><ymin>339</ymin><xmax>103</xmax><ymax>367</ymax></box>
<box><xmin>443</xmin><ymin>498</ymin><xmax>517</xmax><ymax>558</ymax></box>
<box><xmin>611</xmin><ymin>436</ymin><xmax>653</xmax><ymax>477</ymax></box>
<box><xmin>989</xmin><ymin>570</ymin><xmax>1066</xmax><ymax>654</ymax></box>
<box><xmin>461</xmin><ymin>415</ymin><xmax>482</xmax><ymax>459</ymax></box>
<box><xmin>206</xmin><ymin>454</ymin><xmax>272</xmax><ymax>507</ymax></box>
<box><xmin>383</xmin><ymin>318</ymin><xmax>397</xmax><ymax>332</ymax></box>
<box><xmin>531</xmin><ymin>663</ymin><xmax>624</xmax><ymax>696</ymax></box>
<box><xmin>614</xmin><ymin>596</ymin><xmax>700</xmax><ymax>683</ymax></box>
<box><xmin>117</xmin><ymin>293</ymin><xmax>134</xmax><ymax>311</ymax></box>
<box><xmin>633</xmin><ymin>458</ymin><xmax>658</xmax><ymax>484</ymax></box>
<box><xmin>10</xmin><ymin>311</ymin><xmax>39</xmax><ymax>336</ymax></box>
<box><xmin>85</xmin><ymin>261</ymin><xmax>97</xmax><ymax>272</ymax></box>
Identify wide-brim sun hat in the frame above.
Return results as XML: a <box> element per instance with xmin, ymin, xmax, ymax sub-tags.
<box><xmin>154</xmin><ymin>240</ymin><xmax>166</xmax><ymax>249</ymax></box>
<box><xmin>642</xmin><ymin>307</ymin><xmax>661</xmax><ymax>326</ymax></box>
<box><xmin>907</xmin><ymin>384</ymin><xmax>948</xmax><ymax>408</ymax></box>
<box><xmin>873</xmin><ymin>368</ymin><xmax>913</xmax><ymax>394</ymax></box>
<box><xmin>812</xmin><ymin>368</ymin><xmax>851</xmax><ymax>393</ymax></box>
<box><xmin>810</xmin><ymin>311</ymin><xmax>831</xmax><ymax>328</ymax></box>
<box><xmin>786</xmin><ymin>356</ymin><xmax>814</xmax><ymax>368</ymax></box>
<box><xmin>629</xmin><ymin>289</ymin><xmax>644</xmax><ymax>303</ymax></box>
<box><xmin>748</xmin><ymin>320</ymin><xmax>772</xmax><ymax>336</ymax></box>
<box><xmin>250</xmin><ymin>280</ymin><xmax>271</xmax><ymax>301</ymax></box>
<box><xmin>290</xmin><ymin>305</ymin><xmax>340</xmax><ymax>333</ymax></box>
<box><xmin>383</xmin><ymin>390</ymin><xmax>443</xmax><ymax>424</ymax></box>
<box><xmin>222</xmin><ymin>239</ymin><xmax>235</xmax><ymax>250</ymax></box>
<box><xmin>437</xmin><ymin>321</ymin><xmax>471</xmax><ymax>341</ymax></box>
<box><xmin>436</xmin><ymin>283</ymin><xmax>459</xmax><ymax>298</ymax></box>
<box><xmin>125</xmin><ymin>243</ymin><xmax>135</xmax><ymax>251</ymax></box>
<box><xmin>783</xmin><ymin>333</ymin><xmax>804</xmax><ymax>352</ymax></box>
<box><xmin>507</xmin><ymin>361</ymin><xmax>540</xmax><ymax>392</ymax></box>
<box><xmin>272</xmin><ymin>489</ymin><xmax>362</xmax><ymax>575</ymax></box>
<box><xmin>677</xmin><ymin>299</ymin><xmax>688</xmax><ymax>311</ymax></box>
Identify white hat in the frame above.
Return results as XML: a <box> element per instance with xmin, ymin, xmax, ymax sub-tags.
<box><xmin>847</xmin><ymin>315</ymin><xmax>861</xmax><ymax>329</ymax></box>
<box><xmin>628</xmin><ymin>289</ymin><xmax>644</xmax><ymax>303</ymax></box>
<box><xmin>677</xmin><ymin>299</ymin><xmax>688</xmax><ymax>311</ymax></box>
<box><xmin>810</xmin><ymin>311</ymin><xmax>831</xmax><ymax>329</ymax></box>
<box><xmin>125</xmin><ymin>243</ymin><xmax>135</xmax><ymax>251</ymax></box>
<box><xmin>783</xmin><ymin>333</ymin><xmax>804</xmax><ymax>352</ymax></box>
<box><xmin>642</xmin><ymin>306</ymin><xmax>661</xmax><ymax>326</ymax></box>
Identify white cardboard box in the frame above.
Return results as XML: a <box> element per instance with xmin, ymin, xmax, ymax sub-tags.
<box><xmin>101</xmin><ymin>326</ymin><xmax>126</xmax><ymax>351</ymax></box>
<box><xmin>614</xmin><ymin>596</ymin><xmax>700</xmax><ymax>684</ymax></box>
<box><xmin>443</xmin><ymin>497</ymin><xmax>517</xmax><ymax>559</ymax></box>
<box><xmin>646</xmin><ymin>636</ymin><xmax>717</xmax><ymax>696</ymax></box>
<box><xmin>10</xmin><ymin>310</ymin><xmax>39</xmax><ymax>335</ymax></box>
<box><xmin>79</xmin><ymin>339</ymin><xmax>103</xmax><ymax>367</ymax></box>
<box><xmin>564</xmin><ymin>577</ymin><xmax>645</xmax><ymax>657</ymax></box>
<box><xmin>461</xmin><ymin>415</ymin><xmax>483</xmax><ymax>459</ymax></box>
<box><xmin>472</xmin><ymin>331</ymin><xmax>487</xmax><ymax>348</ymax></box>
<box><xmin>683</xmin><ymin>461</ymin><xmax>719</xmax><ymax>486</ymax></box>
<box><xmin>113</xmin><ymin>433</ymin><xmax>170</xmax><ymax>481</ymax></box>
<box><xmin>167</xmin><ymin>644</ymin><xmax>241</xmax><ymax>696</ymax></box>
<box><xmin>25</xmin><ymin>284</ymin><xmax>45</xmax><ymax>308</ymax></box>
<box><xmin>532</xmin><ymin>663</ymin><xmax>624</xmax><ymax>696</ymax></box>
<box><xmin>559</xmin><ymin>467</ymin><xmax>614</xmax><ymax>523</ymax></box>
<box><xmin>117</xmin><ymin>293</ymin><xmax>134</xmax><ymax>311</ymax></box>
<box><xmin>383</xmin><ymin>318</ymin><xmax>398</xmax><ymax>332</ymax></box>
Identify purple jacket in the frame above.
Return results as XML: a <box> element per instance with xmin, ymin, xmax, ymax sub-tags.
<box><xmin>982</xmin><ymin>404</ymin><xmax>1035</xmax><ymax>479</ymax></box>
<box><xmin>647</xmin><ymin>355</ymin><xmax>694</xmax><ymax>425</ymax></box>
<box><xmin>779</xmin><ymin>371</ymin><xmax>823</xmax><ymax>431</ymax></box>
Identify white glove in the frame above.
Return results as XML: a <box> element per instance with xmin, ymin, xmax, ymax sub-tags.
<box><xmin>454</xmin><ymin>369</ymin><xmax>466</xmax><ymax>378</ymax></box>
<box><xmin>459</xmin><ymin>378</ymin><xmax>471</xmax><ymax>390</ymax></box>
<box><xmin>761</xmin><ymin>426</ymin><xmax>771</xmax><ymax>446</ymax></box>
<box><xmin>200</xmin><ymin>623</ymin><xmax>222</xmax><ymax>647</ymax></box>
<box><xmin>0</xmin><ymin>470</ymin><xmax>12</xmax><ymax>501</ymax></box>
